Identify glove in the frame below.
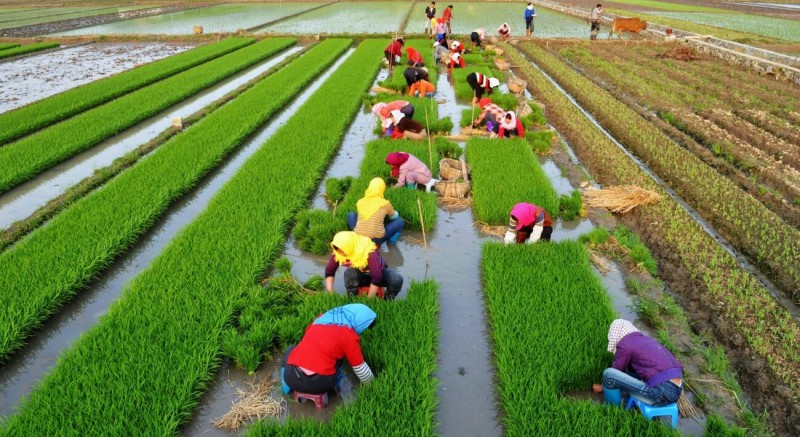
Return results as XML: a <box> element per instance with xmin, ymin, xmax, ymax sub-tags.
<box><xmin>503</xmin><ymin>231</ymin><xmax>516</xmax><ymax>245</ymax></box>
<box><xmin>527</xmin><ymin>224</ymin><xmax>544</xmax><ymax>244</ymax></box>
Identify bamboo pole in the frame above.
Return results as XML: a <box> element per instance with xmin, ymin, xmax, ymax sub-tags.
<box><xmin>417</xmin><ymin>198</ymin><xmax>429</xmax><ymax>267</ymax></box>
<box><xmin>424</xmin><ymin>103</ymin><xmax>433</xmax><ymax>171</ymax></box>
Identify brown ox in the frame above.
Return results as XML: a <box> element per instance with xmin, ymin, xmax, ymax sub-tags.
<box><xmin>608</xmin><ymin>17</ymin><xmax>647</xmax><ymax>39</ymax></box>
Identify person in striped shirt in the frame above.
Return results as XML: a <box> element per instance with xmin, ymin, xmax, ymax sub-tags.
<box><xmin>347</xmin><ymin>178</ymin><xmax>405</xmax><ymax>245</ymax></box>
<box><xmin>282</xmin><ymin>304</ymin><xmax>377</xmax><ymax>396</ymax></box>
<box><xmin>466</xmin><ymin>72</ymin><xmax>500</xmax><ymax>106</ymax></box>
<box><xmin>503</xmin><ymin>202</ymin><xmax>553</xmax><ymax>244</ymax></box>
<box><xmin>472</xmin><ymin>98</ymin><xmax>506</xmax><ymax>134</ymax></box>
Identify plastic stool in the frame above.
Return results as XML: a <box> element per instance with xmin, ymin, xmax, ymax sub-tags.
<box><xmin>357</xmin><ymin>286</ymin><xmax>385</xmax><ymax>298</ymax></box>
<box><xmin>626</xmin><ymin>396</ymin><xmax>679</xmax><ymax>429</ymax></box>
<box><xmin>293</xmin><ymin>391</ymin><xmax>329</xmax><ymax>409</ymax></box>
<box><xmin>603</xmin><ymin>387</ymin><xmax>622</xmax><ymax>406</ymax></box>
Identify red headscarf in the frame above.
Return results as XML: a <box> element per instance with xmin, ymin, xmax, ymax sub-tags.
<box><xmin>479</xmin><ymin>98</ymin><xmax>493</xmax><ymax>108</ymax></box>
<box><xmin>386</xmin><ymin>152</ymin><xmax>409</xmax><ymax>178</ymax></box>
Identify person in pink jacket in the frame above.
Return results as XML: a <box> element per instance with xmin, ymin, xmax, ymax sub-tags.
<box><xmin>385</xmin><ymin>152</ymin><xmax>438</xmax><ymax>192</ymax></box>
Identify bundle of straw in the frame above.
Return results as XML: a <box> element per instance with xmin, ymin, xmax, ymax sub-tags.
<box><xmin>583</xmin><ymin>185</ymin><xmax>661</xmax><ymax>214</ymax></box>
<box><xmin>370</xmin><ymin>86</ymin><xmax>400</xmax><ymax>94</ymax></box>
<box><xmin>212</xmin><ymin>378</ymin><xmax>283</xmax><ymax>431</ymax></box>
<box><xmin>677</xmin><ymin>392</ymin><xmax>700</xmax><ymax>418</ymax></box>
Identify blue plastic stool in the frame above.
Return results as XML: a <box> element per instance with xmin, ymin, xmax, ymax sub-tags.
<box><xmin>603</xmin><ymin>387</ymin><xmax>622</xmax><ymax>406</ymax></box>
<box><xmin>626</xmin><ymin>395</ymin><xmax>679</xmax><ymax>429</ymax></box>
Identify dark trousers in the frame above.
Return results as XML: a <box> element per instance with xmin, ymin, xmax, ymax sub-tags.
<box><xmin>344</xmin><ymin>267</ymin><xmax>403</xmax><ymax>299</ymax></box>
<box><xmin>347</xmin><ymin>212</ymin><xmax>405</xmax><ymax>245</ymax></box>
<box><xmin>525</xmin><ymin>18</ymin><xmax>534</xmax><ymax>31</ymax></box>
<box><xmin>516</xmin><ymin>225</ymin><xmax>553</xmax><ymax>243</ymax></box>
<box><xmin>470</xmin><ymin>31</ymin><xmax>482</xmax><ymax>47</ymax></box>
<box><xmin>282</xmin><ymin>344</ymin><xmax>342</xmax><ymax>394</ymax></box>
<box><xmin>501</xmin><ymin>128</ymin><xmax>521</xmax><ymax>138</ymax></box>
<box><xmin>466</xmin><ymin>73</ymin><xmax>486</xmax><ymax>99</ymax></box>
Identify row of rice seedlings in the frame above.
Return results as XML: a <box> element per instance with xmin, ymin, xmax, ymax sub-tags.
<box><xmin>247</xmin><ymin>279</ymin><xmax>439</xmax><ymax>435</ymax></box>
<box><xmin>0</xmin><ymin>42</ymin><xmax>21</xmax><ymax>51</ymax></box>
<box><xmin>0</xmin><ymin>42</ymin><xmax>58</xmax><ymax>61</ymax></box>
<box><xmin>466</xmin><ymin>137</ymin><xmax>559</xmax><ymax>225</ymax></box>
<box><xmin>293</xmin><ymin>138</ymin><xmax>452</xmax><ymax>255</ymax></box>
<box><xmin>0</xmin><ymin>39</ymin><xmax>348</xmax><ymax>362</ymax></box>
<box><xmin>324</xmin><ymin>176</ymin><xmax>354</xmax><ymax>205</ymax></box>
<box><xmin>377</xmin><ymin>39</ymin><xmax>439</xmax><ymax>93</ymax></box>
<box><xmin>503</xmin><ymin>46</ymin><xmax>800</xmax><ymax>398</ymax></box>
<box><xmin>364</xmin><ymin>93</ymin><xmax>454</xmax><ymax>134</ymax></box>
<box><xmin>0</xmin><ymin>38</ymin><xmax>295</xmax><ymax>194</ymax></box>
<box><xmin>559</xmin><ymin>189</ymin><xmax>584</xmax><ymax>221</ymax></box>
<box><xmin>0</xmin><ymin>39</ymin><xmax>384</xmax><ymax>435</ymax></box>
<box><xmin>481</xmin><ymin>241</ymin><xmax>675</xmax><ymax>435</ymax></box>
<box><xmin>0</xmin><ymin>37</ymin><xmax>254</xmax><ymax>145</ymax></box>
<box><xmin>580</xmin><ymin>226</ymin><xmax>658</xmax><ymax>276</ymax></box>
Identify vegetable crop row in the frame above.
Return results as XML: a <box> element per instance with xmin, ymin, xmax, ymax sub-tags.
<box><xmin>0</xmin><ymin>37</ymin><xmax>255</xmax><ymax>145</ymax></box>
<box><xmin>248</xmin><ymin>280</ymin><xmax>439</xmax><ymax>435</ymax></box>
<box><xmin>0</xmin><ymin>42</ymin><xmax>20</xmax><ymax>51</ymax></box>
<box><xmin>0</xmin><ymin>42</ymin><xmax>58</xmax><ymax>60</ymax></box>
<box><xmin>0</xmin><ymin>38</ymin><xmax>345</xmax><ymax>363</ymax></box>
<box><xmin>0</xmin><ymin>37</ymin><xmax>295</xmax><ymax>194</ymax></box>
<box><xmin>481</xmin><ymin>241</ymin><xmax>675</xmax><ymax>435</ymax></box>
<box><xmin>504</xmin><ymin>45</ymin><xmax>800</xmax><ymax>407</ymax></box>
<box><xmin>466</xmin><ymin>137</ymin><xmax>558</xmax><ymax>224</ymax></box>
<box><xmin>517</xmin><ymin>43</ymin><xmax>800</xmax><ymax>302</ymax></box>
<box><xmin>1</xmin><ymin>38</ymin><xmax>383</xmax><ymax>435</ymax></box>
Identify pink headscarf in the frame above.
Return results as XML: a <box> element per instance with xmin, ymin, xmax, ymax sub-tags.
<box><xmin>500</xmin><ymin>111</ymin><xmax>517</xmax><ymax>131</ymax></box>
<box><xmin>607</xmin><ymin>319</ymin><xmax>640</xmax><ymax>353</ymax></box>
<box><xmin>510</xmin><ymin>203</ymin><xmax>537</xmax><ymax>229</ymax></box>
<box><xmin>386</xmin><ymin>152</ymin><xmax>410</xmax><ymax>178</ymax></box>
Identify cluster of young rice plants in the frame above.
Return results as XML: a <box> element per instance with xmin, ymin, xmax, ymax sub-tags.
<box><xmin>579</xmin><ymin>226</ymin><xmax>658</xmax><ymax>276</ymax></box>
<box><xmin>0</xmin><ymin>42</ymin><xmax>58</xmax><ymax>60</ymax></box>
<box><xmin>0</xmin><ymin>38</ymin><xmax>295</xmax><ymax>194</ymax></box>
<box><xmin>518</xmin><ymin>43</ymin><xmax>800</xmax><ymax>302</ymax></box>
<box><xmin>0</xmin><ymin>42</ymin><xmax>21</xmax><ymax>51</ymax></box>
<box><xmin>559</xmin><ymin>189</ymin><xmax>583</xmax><ymax>221</ymax></box>
<box><xmin>247</xmin><ymin>279</ymin><xmax>439</xmax><ymax>435</ymax></box>
<box><xmin>466</xmin><ymin>137</ymin><xmax>558</xmax><ymax>224</ymax></box>
<box><xmin>293</xmin><ymin>138</ymin><xmax>451</xmax><ymax>255</ymax></box>
<box><xmin>324</xmin><ymin>176</ymin><xmax>354</xmax><ymax>205</ymax></box>
<box><xmin>0</xmin><ymin>39</ymin><xmax>347</xmax><ymax>363</ymax></box>
<box><xmin>482</xmin><ymin>241</ymin><xmax>675</xmax><ymax>435</ymax></box>
<box><xmin>0</xmin><ymin>37</ymin><xmax>254</xmax><ymax>145</ymax></box>
<box><xmin>505</xmin><ymin>45</ymin><xmax>800</xmax><ymax>399</ymax></box>
<box><xmin>0</xmin><ymin>39</ymin><xmax>385</xmax><ymax>435</ymax></box>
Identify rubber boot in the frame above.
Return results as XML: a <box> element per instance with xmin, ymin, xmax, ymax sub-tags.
<box><xmin>424</xmin><ymin>178</ymin><xmax>438</xmax><ymax>192</ymax></box>
<box><xmin>388</xmin><ymin>230</ymin><xmax>402</xmax><ymax>244</ymax></box>
<box><xmin>603</xmin><ymin>387</ymin><xmax>622</xmax><ymax>406</ymax></box>
<box><xmin>280</xmin><ymin>366</ymin><xmax>291</xmax><ymax>395</ymax></box>
<box><xmin>405</xmin><ymin>182</ymin><xmax>417</xmax><ymax>190</ymax></box>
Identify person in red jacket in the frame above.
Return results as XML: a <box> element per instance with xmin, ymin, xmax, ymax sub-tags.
<box><xmin>442</xmin><ymin>5</ymin><xmax>454</xmax><ymax>34</ymax></box>
<box><xmin>281</xmin><ymin>304</ymin><xmax>377</xmax><ymax>396</ymax></box>
<box><xmin>384</xmin><ymin>37</ymin><xmax>404</xmax><ymax>71</ymax></box>
<box><xmin>449</xmin><ymin>52</ymin><xmax>465</xmax><ymax>71</ymax></box>
<box><xmin>498</xmin><ymin>111</ymin><xmax>525</xmax><ymax>138</ymax></box>
<box><xmin>450</xmin><ymin>40</ymin><xmax>465</xmax><ymax>55</ymax></box>
<box><xmin>406</xmin><ymin>47</ymin><xmax>425</xmax><ymax>67</ymax></box>
<box><xmin>503</xmin><ymin>202</ymin><xmax>553</xmax><ymax>244</ymax></box>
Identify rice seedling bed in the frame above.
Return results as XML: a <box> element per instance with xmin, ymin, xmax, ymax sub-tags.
<box><xmin>466</xmin><ymin>137</ymin><xmax>558</xmax><ymax>224</ymax></box>
<box><xmin>0</xmin><ymin>38</ymin><xmax>383</xmax><ymax>435</ymax></box>
<box><xmin>504</xmin><ymin>45</ymin><xmax>800</xmax><ymax>434</ymax></box>
<box><xmin>647</xmin><ymin>11</ymin><xmax>800</xmax><ymax>42</ymax></box>
<box><xmin>0</xmin><ymin>37</ymin><xmax>254</xmax><ymax>146</ymax></box>
<box><xmin>247</xmin><ymin>280</ymin><xmax>439</xmax><ymax>435</ymax></box>
<box><xmin>0</xmin><ymin>42</ymin><xmax>20</xmax><ymax>51</ymax></box>
<box><xmin>0</xmin><ymin>42</ymin><xmax>58</xmax><ymax>60</ymax></box>
<box><xmin>481</xmin><ymin>241</ymin><xmax>675</xmax><ymax>435</ymax></box>
<box><xmin>517</xmin><ymin>42</ymin><xmax>800</xmax><ymax>305</ymax></box>
<box><xmin>0</xmin><ymin>38</ymin><xmax>295</xmax><ymax>194</ymax></box>
<box><xmin>0</xmin><ymin>38</ymin><xmax>344</xmax><ymax>364</ymax></box>
<box><xmin>0</xmin><ymin>6</ymin><xmax>146</xmax><ymax>30</ymax></box>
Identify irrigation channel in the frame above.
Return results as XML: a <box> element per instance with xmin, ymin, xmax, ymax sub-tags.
<box><xmin>182</xmin><ymin>59</ymin><xmax>660</xmax><ymax>436</ymax></box>
<box><xmin>511</xmin><ymin>48</ymin><xmax>800</xmax><ymax>323</ymax></box>
<box><xmin>0</xmin><ymin>48</ymin><xmax>354</xmax><ymax>418</ymax></box>
<box><xmin>0</xmin><ymin>46</ymin><xmax>303</xmax><ymax>232</ymax></box>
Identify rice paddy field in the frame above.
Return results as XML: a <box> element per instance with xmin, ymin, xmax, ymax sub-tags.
<box><xmin>0</xmin><ymin>1</ymin><xmax>799</xmax><ymax>436</ymax></box>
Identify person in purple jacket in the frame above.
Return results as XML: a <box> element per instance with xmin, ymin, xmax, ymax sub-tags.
<box><xmin>601</xmin><ymin>319</ymin><xmax>683</xmax><ymax>406</ymax></box>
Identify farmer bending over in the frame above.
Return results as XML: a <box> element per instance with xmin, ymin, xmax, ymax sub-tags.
<box><xmin>497</xmin><ymin>22</ymin><xmax>511</xmax><ymax>41</ymax></box>
<box><xmin>384</xmin><ymin>37</ymin><xmax>405</xmax><ymax>71</ymax></box>
<box><xmin>498</xmin><ymin>111</ymin><xmax>524</xmax><ymax>138</ymax></box>
<box><xmin>386</xmin><ymin>151</ymin><xmax>437</xmax><ymax>192</ymax></box>
<box><xmin>281</xmin><ymin>304</ymin><xmax>377</xmax><ymax>396</ymax></box>
<box><xmin>472</xmin><ymin>98</ymin><xmax>505</xmax><ymax>134</ymax></box>
<box><xmin>406</xmin><ymin>46</ymin><xmax>425</xmax><ymax>67</ymax></box>
<box><xmin>466</xmin><ymin>72</ymin><xmax>500</xmax><ymax>106</ymax></box>
<box><xmin>409</xmin><ymin>79</ymin><xmax>436</xmax><ymax>98</ymax></box>
<box><xmin>598</xmin><ymin>319</ymin><xmax>683</xmax><ymax>406</ymax></box>
<box><xmin>404</xmin><ymin>66</ymin><xmax>429</xmax><ymax>89</ymax></box>
<box><xmin>503</xmin><ymin>202</ymin><xmax>553</xmax><ymax>244</ymax></box>
<box><xmin>347</xmin><ymin>178</ymin><xmax>405</xmax><ymax>246</ymax></box>
<box><xmin>325</xmin><ymin>231</ymin><xmax>403</xmax><ymax>299</ymax></box>
<box><xmin>389</xmin><ymin>110</ymin><xmax>427</xmax><ymax>141</ymax></box>
<box><xmin>372</xmin><ymin>100</ymin><xmax>414</xmax><ymax>136</ymax></box>
<box><xmin>449</xmin><ymin>52</ymin><xmax>465</xmax><ymax>71</ymax></box>
<box><xmin>470</xmin><ymin>28</ymin><xmax>486</xmax><ymax>50</ymax></box>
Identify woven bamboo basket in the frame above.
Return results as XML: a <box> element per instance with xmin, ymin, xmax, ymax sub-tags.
<box><xmin>193</xmin><ymin>25</ymin><xmax>204</xmax><ymax>35</ymax></box>
<box><xmin>508</xmin><ymin>77</ymin><xmax>527</xmax><ymax>94</ymax></box>
<box><xmin>439</xmin><ymin>158</ymin><xmax>470</xmax><ymax>181</ymax></box>
<box><xmin>494</xmin><ymin>58</ymin><xmax>511</xmax><ymax>71</ymax></box>
<box><xmin>435</xmin><ymin>180</ymin><xmax>471</xmax><ymax>198</ymax></box>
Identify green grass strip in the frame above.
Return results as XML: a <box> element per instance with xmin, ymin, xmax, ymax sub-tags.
<box><xmin>482</xmin><ymin>241</ymin><xmax>676</xmax><ymax>436</ymax></box>
<box><xmin>0</xmin><ymin>38</ymin><xmax>295</xmax><ymax>194</ymax></box>
<box><xmin>0</xmin><ymin>37</ymin><xmax>255</xmax><ymax>146</ymax></box>
<box><xmin>248</xmin><ymin>280</ymin><xmax>439</xmax><ymax>435</ymax></box>
<box><xmin>0</xmin><ymin>42</ymin><xmax>58</xmax><ymax>60</ymax></box>
<box><xmin>605</xmin><ymin>0</ymin><xmax>728</xmax><ymax>13</ymax></box>
<box><xmin>0</xmin><ymin>38</ymin><xmax>346</xmax><ymax>363</ymax></box>
<box><xmin>466</xmin><ymin>137</ymin><xmax>558</xmax><ymax>224</ymax></box>
<box><xmin>0</xmin><ymin>42</ymin><xmax>20</xmax><ymax>51</ymax></box>
<box><xmin>1</xmin><ymin>38</ymin><xmax>382</xmax><ymax>435</ymax></box>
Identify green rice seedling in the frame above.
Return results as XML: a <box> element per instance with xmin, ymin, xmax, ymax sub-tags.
<box><xmin>293</xmin><ymin>209</ymin><xmax>348</xmax><ymax>255</ymax></box>
<box><xmin>521</xmin><ymin>104</ymin><xmax>547</xmax><ymax>127</ymax></box>
<box><xmin>466</xmin><ymin>137</ymin><xmax>558</xmax><ymax>224</ymax></box>
<box><xmin>481</xmin><ymin>241</ymin><xmax>675</xmax><ymax>435</ymax></box>
<box><xmin>0</xmin><ymin>43</ymin><xmax>21</xmax><ymax>51</ymax></box>
<box><xmin>436</xmin><ymin>140</ymin><xmax>462</xmax><ymax>159</ymax></box>
<box><xmin>634</xmin><ymin>296</ymin><xmax>666</xmax><ymax>330</ymax></box>
<box><xmin>0</xmin><ymin>42</ymin><xmax>58</xmax><ymax>60</ymax></box>
<box><xmin>377</xmin><ymin>39</ymin><xmax>439</xmax><ymax>93</ymax></box>
<box><xmin>526</xmin><ymin>130</ymin><xmax>554</xmax><ymax>154</ymax></box>
<box><xmin>369</xmin><ymin>93</ymin><xmax>452</xmax><ymax>134</ymax></box>
<box><xmin>579</xmin><ymin>227</ymin><xmax>611</xmax><ymax>246</ymax></box>
<box><xmin>2</xmin><ymin>39</ymin><xmax>384</xmax><ymax>435</ymax></box>
<box><xmin>248</xmin><ymin>279</ymin><xmax>439</xmax><ymax>435</ymax></box>
<box><xmin>612</xmin><ymin>227</ymin><xmax>657</xmax><ymax>276</ymax></box>
<box><xmin>0</xmin><ymin>38</ymin><xmax>255</xmax><ymax>146</ymax></box>
<box><xmin>704</xmin><ymin>414</ymin><xmax>747</xmax><ymax>437</ymax></box>
<box><xmin>559</xmin><ymin>189</ymin><xmax>583</xmax><ymax>220</ymax></box>
<box><xmin>0</xmin><ymin>38</ymin><xmax>295</xmax><ymax>194</ymax></box>
<box><xmin>0</xmin><ymin>39</ymin><xmax>349</xmax><ymax>363</ymax></box>
<box><xmin>324</xmin><ymin>176</ymin><xmax>354</xmax><ymax>205</ymax></box>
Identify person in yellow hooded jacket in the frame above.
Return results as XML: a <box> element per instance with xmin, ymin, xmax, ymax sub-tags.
<box><xmin>347</xmin><ymin>178</ymin><xmax>405</xmax><ymax>245</ymax></box>
<box><xmin>325</xmin><ymin>231</ymin><xmax>404</xmax><ymax>299</ymax></box>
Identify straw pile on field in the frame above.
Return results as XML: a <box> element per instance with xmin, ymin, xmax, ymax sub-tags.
<box><xmin>213</xmin><ymin>378</ymin><xmax>283</xmax><ymax>431</ymax></box>
<box><xmin>583</xmin><ymin>185</ymin><xmax>660</xmax><ymax>214</ymax></box>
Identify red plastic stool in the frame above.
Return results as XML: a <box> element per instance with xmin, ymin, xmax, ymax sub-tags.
<box><xmin>293</xmin><ymin>391</ymin><xmax>328</xmax><ymax>409</ymax></box>
<box><xmin>357</xmin><ymin>286</ymin><xmax>385</xmax><ymax>298</ymax></box>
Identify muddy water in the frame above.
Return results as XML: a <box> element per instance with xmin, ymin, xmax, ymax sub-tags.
<box><xmin>0</xmin><ymin>42</ymin><xmax>195</xmax><ymax>114</ymax></box>
<box><xmin>259</xmin><ymin>2</ymin><xmax>410</xmax><ymax>34</ymax></box>
<box><xmin>0</xmin><ymin>49</ymin><xmax>355</xmax><ymax>418</ymax></box>
<box><xmin>0</xmin><ymin>47</ymin><xmax>302</xmax><ymax>232</ymax></box>
<box><xmin>515</xmin><ymin>51</ymin><xmax>800</xmax><ymax>322</ymax></box>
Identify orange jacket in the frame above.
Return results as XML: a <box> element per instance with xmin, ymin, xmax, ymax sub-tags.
<box><xmin>408</xmin><ymin>80</ymin><xmax>435</xmax><ymax>97</ymax></box>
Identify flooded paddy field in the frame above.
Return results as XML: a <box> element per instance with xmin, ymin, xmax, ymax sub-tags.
<box><xmin>260</xmin><ymin>1</ymin><xmax>409</xmax><ymax>34</ymax></box>
<box><xmin>646</xmin><ymin>10</ymin><xmax>800</xmax><ymax>41</ymax></box>
<box><xmin>0</xmin><ymin>5</ymin><xmax>148</xmax><ymax>30</ymax></box>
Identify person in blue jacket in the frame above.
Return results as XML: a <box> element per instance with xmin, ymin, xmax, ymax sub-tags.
<box><xmin>524</xmin><ymin>2</ymin><xmax>537</xmax><ymax>37</ymax></box>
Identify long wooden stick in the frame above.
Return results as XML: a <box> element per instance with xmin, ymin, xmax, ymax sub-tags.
<box><xmin>417</xmin><ymin>198</ymin><xmax>429</xmax><ymax>267</ymax></box>
<box><xmin>470</xmin><ymin>89</ymin><xmax>477</xmax><ymax>126</ymax></box>
<box><xmin>424</xmin><ymin>103</ymin><xmax>433</xmax><ymax>170</ymax></box>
